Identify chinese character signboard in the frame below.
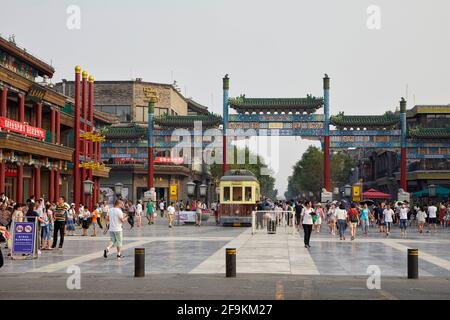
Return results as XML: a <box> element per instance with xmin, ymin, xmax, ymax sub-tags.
<box><xmin>12</xmin><ymin>221</ymin><xmax>37</xmax><ymax>257</ymax></box>
<box><xmin>352</xmin><ymin>184</ymin><xmax>361</xmax><ymax>202</ymax></box>
<box><xmin>0</xmin><ymin>117</ymin><xmax>46</xmax><ymax>139</ymax></box>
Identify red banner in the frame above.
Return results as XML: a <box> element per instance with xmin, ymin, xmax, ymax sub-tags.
<box><xmin>154</xmin><ymin>157</ymin><xmax>184</xmax><ymax>165</ymax></box>
<box><xmin>0</xmin><ymin>117</ymin><xmax>46</xmax><ymax>139</ymax></box>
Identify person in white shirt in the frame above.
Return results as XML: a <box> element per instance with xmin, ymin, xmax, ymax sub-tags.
<box><xmin>135</xmin><ymin>200</ymin><xmax>143</xmax><ymax>228</ymax></box>
<box><xmin>78</xmin><ymin>203</ymin><xmax>84</xmax><ymax>226</ymax></box>
<box><xmin>104</xmin><ymin>199</ymin><xmax>128</xmax><ymax>260</ymax></box>
<box><xmin>300</xmin><ymin>200</ymin><xmax>314</xmax><ymax>248</ymax></box>
<box><xmin>167</xmin><ymin>202</ymin><xmax>176</xmax><ymax>228</ymax></box>
<box><xmin>399</xmin><ymin>204</ymin><xmax>409</xmax><ymax>237</ymax></box>
<box><xmin>427</xmin><ymin>203</ymin><xmax>438</xmax><ymax>232</ymax></box>
<box><xmin>416</xmin><ymin>207</ymin><xmax>427</xmax><ymax>234</ymax></box>
<box><xmin>383</xmin><ymin>204</ymin><xmax>394</xmax><ymax>236</ymax></box>
<box><xmin>159</xmin><ymin>200</ymin><xmax>165</xmax><ymax>218</ymax></box>
<box><xmin>335</xmin><ymin>203</ymin><xmax>348</xmax><ymax>240</ymax></box>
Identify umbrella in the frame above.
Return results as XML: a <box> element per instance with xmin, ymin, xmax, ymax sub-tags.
<box><xmin>360</xmin><ymin>199</ymin><xmax>375</xmax><ymax>206</ymax></box>
<box><xmin>362</xmin><ymin>188</ymin><xmax>391</xmax><ymax>199</ymax></box>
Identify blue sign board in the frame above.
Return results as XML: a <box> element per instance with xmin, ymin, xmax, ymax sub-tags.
<box><xmin>12</xmin><ymin>222</ymin><xmax>36</xmax><ymax>255</ymax></box>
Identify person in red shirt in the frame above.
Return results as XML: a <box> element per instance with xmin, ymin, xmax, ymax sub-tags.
<box><xmin>348</xmin><ymin>203</ymin><xmax>360</xmax><ymax>241</ymax></box>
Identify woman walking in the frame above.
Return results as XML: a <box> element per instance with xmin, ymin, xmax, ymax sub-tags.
<box><xmin>66</xmin><ymin>203</ymin><xmax>76</xmax><ymax>236</ymax></box>
<box><xmin>348</xmin><ymin>203</ymin><xmax>360</xmax><ymax>240</ymax></box>
<box><xmin>360</xmin><ymin>203</ymin><xmax>370</xmax><ymax>236</ymax></box>
<box><xmin>313</xmin><ymin>203</ymin><xmax>324</xmax><ymax>233</ymax></box>
<box><xmin>135</xmin><ymin>200</ymin><xmax>143</xmax><ymax>228</ymax></box>
<box><xmin>335</xmin><ymin>202</ymin><xmax>348</xmax><ymax>240</ymax></box>
<box><xmin>383</xmin><ymin>204</ymin><xmax>394</xmax><ymax>237</ymax></box>
<box><xmin>300</xmin><ymin>200</ymin><xmax>314</xmax><ymax>248</ymax></box>
<box><xmin>399</xmin><ymin>203</ymin><xmax>409</xmax><ymax>237</ymax></box>
<box><xmin>416</xmin><ymin>206</ymin><xmax>427</xmax><ymax>234</ymax></box>
<box><xmin>327</xmin><ymin>203</ymin><xmax>337</xmax><ymax>236</ymax></box>
<box><xmin>81</xmin><ymin>206</ymin><xmax>91</xmax><ymax>236</ymax></box>
<box><xmin>147</xmin><ymin>201</ymin><xmax>155</xmax><ymax>225</ymax></box>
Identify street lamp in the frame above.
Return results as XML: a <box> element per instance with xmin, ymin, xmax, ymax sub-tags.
<box><xmin>83</xmin><ymin>179</ymin><xmax>94</xmax><ymax>210</ymax></box>
<box><xmin>428</xmin><ymin>184</ymin><xmax>437</xmax><ymax>198</ymax></box>
<box><xmin>199</xmin><ymin>183</ymin><xmax>207</xmax><ymax>197</ymax></box>
<box><xmin>187</xmin><ymin>181</ymin><xmax>196</xmax><ymax>197</ymax></box>
<box><xmin>344</xmin><ymin>185</ymin><xmax>352</xmax><ymax>198</ymax></box>
<box><xmin>114</xmin><ymin>182</ymin><xmax>123</xmax><ymax>199</ymax></box>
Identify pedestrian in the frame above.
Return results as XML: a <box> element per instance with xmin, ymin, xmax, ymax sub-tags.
<box><xmin>101</xmin><ymin>201</ymin><xmax>109</xmax><ymax>234</ymax></box>
<box><xmin>195</xmin><ymin>201</ymin><xmax>202</xmax><ymax>226</ymax></box>
<box><xmin>167</xmin><ymin>202</ymin><xmax>175</xmax><ymax>228</ymax></box>
<box><xmin>399</xmin><ymin>203</ymin><xmax>409</xmax><ymax>237</ymax></box>
<box><xmin>360</xmin><ymin>203</ymin><xmax>370</xmax><ymax>236</ymax></box>
<box><xmin>67</xmin><ymin>203</ymin><xmax>76</xmax><ymax>236</ymax></box>
<box><xmin>295</xmin><ymin>200</ymin><xmax>303</xmax><ymax>231</ymax></box>
<box><xmin>427</xmin><ymin>203</ymin><xmax>438</xmax><ymax>233</ymax></box>
<box><xmin>103</xmin><ymin>199</ymin><xmax>128</xmax><ymax>260</ymax></box>
<box><xmin>127</xmin><ymin>201</ymin><xmax>135</xmax><ymax>229</ymax></box>
<box><xmin>383</xmin><ymin>203</ymin><xmax>394</xmax><ymax>237</ymax></box>
<box><xmin>11</xmin><ymin>204</ymin><xmax>24</xmax><ymax>223</ymax></box>
<box><xmin>51</xmin><ymin>197</ymin><xmax>69</xmax><ymax>249</ymax></box>
<box><xmin>416</xmin><ymin>206</ymin><xmax>427</xmax><ymax>234</ymax></box>
<box><xmin>147</xmin><ymin>201</ymin><xmax>155</xmax><ymax>225</ymax></box>
<box><xmin>313</xmin><ymin>203</ymin><xmax>324</xmax><ymax>233</ymax></box>
<box><xmin>348</xmin><ymin>203</ymin><xmax>360</xmax><ymax>240</ymax></box>
<box><xmin>39</xmin><ymin>205</ymin><xmax>51</xmax><ymax>250</ymax></box>
<box><xmin>78</xmin><ymin>203</ymin><xmax>84</xmax><ymax>226</ymax></box>
<box><xmin>81</xmin><ymin>206</ymin><xmax>91</xmax><ymax>236</ymax></box>
<box><xmin>335</xmin><ymin>202</ymin><xmax>348</xmax><ymax>240</ymax></box>
<box><xmin>300</xmin><ymin>200</ymin><xmax>314</xmax><ymax>248</ymax></box>
<box><xmin>327</xmin><ymin>203</ymin><xmax>337</xmax><ymax>235</ymax></box>
<box><xmin>159</xmin><ymin>200</ymin><xmax>165</xmax><ymax>218</ymax></box>
<box><xmin>135</xmin><ymin>200</ymin><xmax>143</xmax><ymax>228</ymax></box>
<box><xmin>91</xmin><ymin>205</ymin><xmax>100</xmax><ymax>237</ymax></box>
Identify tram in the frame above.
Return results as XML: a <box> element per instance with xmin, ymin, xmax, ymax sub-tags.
<box><xmin>218</xmin><ymin>170</ymin><xmax>260</xmax><ymax>227</ymax></box>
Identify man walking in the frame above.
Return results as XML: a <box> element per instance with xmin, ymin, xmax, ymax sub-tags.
<box><xmin>103</xmin><ymin>199</ymin><xmax>128</xmax><ymax>260</ymax></box>
<box><xmin>167</xmin><ymin>202</ymin><xmax>175</xmax><ymax>228</ymax></box>
<box><xmin>52</xmin><ymin>197</ymin><xmax>69</xmax><ymax>249</ymax></box>
<box><xmin>427</xmin><ymin>203</ymin><xmax>438</xmax><ymax>233</ymax></box>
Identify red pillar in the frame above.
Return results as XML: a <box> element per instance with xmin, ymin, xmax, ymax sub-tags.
<box><xmin>51</xmin><ymin>109</ymin><xmax>56</xmax><ymax>143</ymax></box>
<box><xmin>401</xmin><ymin>147</ymin><xmax>407</xmax><ymax>191</ymax></box>
<box><xmin>37</xmin><ymin>102</ymin><xmax>42</xmax><ymax>128</ymax></box>
<box><xmin>16</xmin><ymin>163</ymin><xmax>23</xmax><ymax>203</ymax></box>
<box><xmin>222</xmin><ymin>136</ymin><xmax>228</xmax><ymax>176</ymax></box>
<box><xmin>55</xmin><ymin>166</ymin><xmax>60</xmax><ymax>201</ymax></box>
<box><xmin>81</xmin><ymin>71</ymin><xmax>88</xmax><ymax>206</ymax></box>
<box><xmin>88</xmin><ymin>76</ymin><xmax>94</xmax><ymax>209</ymax></box>
<box><xmin>148</xmin><ymin>146</ymin><xmax>154</xmax><ymax>189</ymax></box>
<box><xmin>324</xmin><ymin>136</ymin><xmax>331</xmax><ymax>191</ymax></box>
<box><xmin>56</xmin><ymin>110</ymin><xmax>61</xmax><ymax>144</ymax></box>
<box><xmin>0</xmin><ymin>159</ymin><xmax>5</xmax><ymax>194</ymax></box>
<box><xmin>19</xmin><ymin>93</ymin><xmax>25</xmax><ymax>123</ymax></box>
<box><xmin>1</xmin><ymin>86</ymin><xmax>7</xmax><ymax>117</ymax></box>
<box><xmin>74</xmin><ymin>66</ymin><xmax>81</xmax><ymax>210</ymax></box>
<box><xmin>35</xmin><ymin>166</ymin><xmax>41</xmax><ymax>199</ymax></box>
<box><xmin>49</xmin><ymin>168</ymin><xmax>54</xmax><ymax>203</ymax></box>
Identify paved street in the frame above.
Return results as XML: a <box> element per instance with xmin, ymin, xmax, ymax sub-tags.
<box><xmin>1</xmin><ymin>219</ymin><xmax>450</xmax><ymax>299</ymax></box>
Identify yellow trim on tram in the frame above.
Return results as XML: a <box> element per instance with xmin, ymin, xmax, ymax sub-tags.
<box><xmin>219</xmin><ymin>180</ymin><xmax>260</xmax><ymax>204</ymax></box>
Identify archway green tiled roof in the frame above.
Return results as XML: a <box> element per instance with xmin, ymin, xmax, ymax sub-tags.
<box><xmin>330</xmin><ymin>112</ymin><xmax>400</xmax><ymax>128</ymax></box>
<box><xmin>228</xmin><ymin>95</ymin><xmax>323</xmax><ymax>112</ymax></box>
<box><xmin>408</xmin><ymin>126</ymin><xmax>450</xmax><ymax>139</ymax></box>
<box><xmin>154</xmin><ymin>114</ymin><xmax>222</xmax><ymax>128</ymax></box>
<box><xmin>103</xmin><ymin>124</ymin><xmax>146</xmax><ymax>139</ymax></box>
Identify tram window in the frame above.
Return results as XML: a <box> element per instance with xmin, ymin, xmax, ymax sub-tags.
<box><xmin>232</xmin><ymin>187</ymin><xmax>243</xmax><ymax>201</ymax></box>
<box><xmin>245</xmin><ymin>187</ymin><xmax>252</xmax><ymax>201</ymax></box>
<box><xmin>223</xmin><ymin>187</ymin><xmax>230</xmax><ymax>201</ymax></box>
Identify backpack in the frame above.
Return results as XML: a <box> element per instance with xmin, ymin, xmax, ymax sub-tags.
<box><xmin>350</xmin><ymin>209</ymin><xmax>359</xmax><ymax>223</ymax></box>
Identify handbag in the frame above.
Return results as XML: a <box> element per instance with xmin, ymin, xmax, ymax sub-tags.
<box><xmin>0</xmin><ymin>231</ymin><xmax>6</xmax><ymax>243</ymax></box>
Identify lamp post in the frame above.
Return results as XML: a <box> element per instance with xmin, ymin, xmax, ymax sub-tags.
<box><xmin>114</xmin><ymin>182</ymin><xmax>123</xmax><ymax>201</ymax></box>
<box><xmin>83</xmin><ymin>179</ymin><xmax>94</xmax><ymax>210</ymax></box>
<box><xmin>199</xmin><ymin>183</ymin><xmax>207</xmax><ymax>201</ymax></box>
<box><xmin>187</xmin><ymin>181</ymin><xmax>195</xmax><ymax>210</ymax></box>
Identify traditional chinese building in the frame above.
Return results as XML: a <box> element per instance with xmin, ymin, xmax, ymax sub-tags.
<box><xmin>331</xmin><ymin>105</ymin><xmax>450</xmax><ymax>196</ymax></box>
<box><xmin>0</xmin><ymin>35</ymin><xmax>113</xmax><ymax>205</ymax></box>
<box><xmin>55</xmin><ymin>79</ymin><xmax>220</xmax><ymax>204</ymax></box>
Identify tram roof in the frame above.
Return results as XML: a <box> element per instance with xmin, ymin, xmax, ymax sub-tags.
<box><xmin>220</xmin><ymin>170</ymin><xmax>258</xmax><ymax>182</ymax></box>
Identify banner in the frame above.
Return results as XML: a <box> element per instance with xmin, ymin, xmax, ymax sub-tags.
<box><xmin>0</xmin><ymin>117</ymin><xmax>46</xmax><ymax>139</ymax></box>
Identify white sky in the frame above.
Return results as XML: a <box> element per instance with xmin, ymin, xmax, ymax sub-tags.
<box><xmin>1</xmin><ymin>0</ymin><xmax>449</xmax><ymax>195</ymax></box>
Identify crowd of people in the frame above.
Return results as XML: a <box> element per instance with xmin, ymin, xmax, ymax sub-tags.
<box><xmin>255</xmin><ymin>198</ymin><xmax>450</xmax><ymax>248</ymax></box>
<box><xmin>0</xmin><ymin>192</ymin><xmax>215</xmax><ymax>263</ymax></box>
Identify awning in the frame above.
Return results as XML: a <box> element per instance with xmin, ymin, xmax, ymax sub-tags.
<box><xmin>362</xmin><ymin>188</ymin><xmax>392</xmax><ymax>199</ymax></box>
<box><xmin>412</xmin><ymin>186</ymin><xmax>450</xmax><ymax>198</ymax></box>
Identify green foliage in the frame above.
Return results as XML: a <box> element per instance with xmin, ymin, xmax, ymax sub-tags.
<box><xmin>284</xmin><ymin>146</ymin><xmax>353</xmax><ymax>199</ymax></box>
<box><xmin>210</xmin><ymin>147</ymin><xmax>278</xmax><ymax>199</ymax></box>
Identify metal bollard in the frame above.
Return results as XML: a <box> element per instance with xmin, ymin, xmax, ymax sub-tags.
<box><xmin>135</xmin><ymin>248</ymin><xmax>145</xmax><ymax>277</ymax></box>
<box><xmin>407</xmin><ymin>248</ymin><xmax>419</xmax><ymax>279</ymax></box>
<box><xmin>226</xmin><ymin>248</ymin><xmax>236</xmax><ymax>278</ymax></box>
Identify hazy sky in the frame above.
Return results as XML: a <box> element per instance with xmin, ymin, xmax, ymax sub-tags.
<box><xmin>1</xmin><ymin>0</ymin><xmax>449</xmax><ymax>195</ymax></box>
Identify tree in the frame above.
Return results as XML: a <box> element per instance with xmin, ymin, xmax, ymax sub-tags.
<box><xmin>209</xmin><ymin>147</ymin><xmax>278</xmax><ymax>199</ymax></box>
<box><xmin>285</xmin><ymin>146</ymin><xmax>353</xmax><ymax>199</ymax></box>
